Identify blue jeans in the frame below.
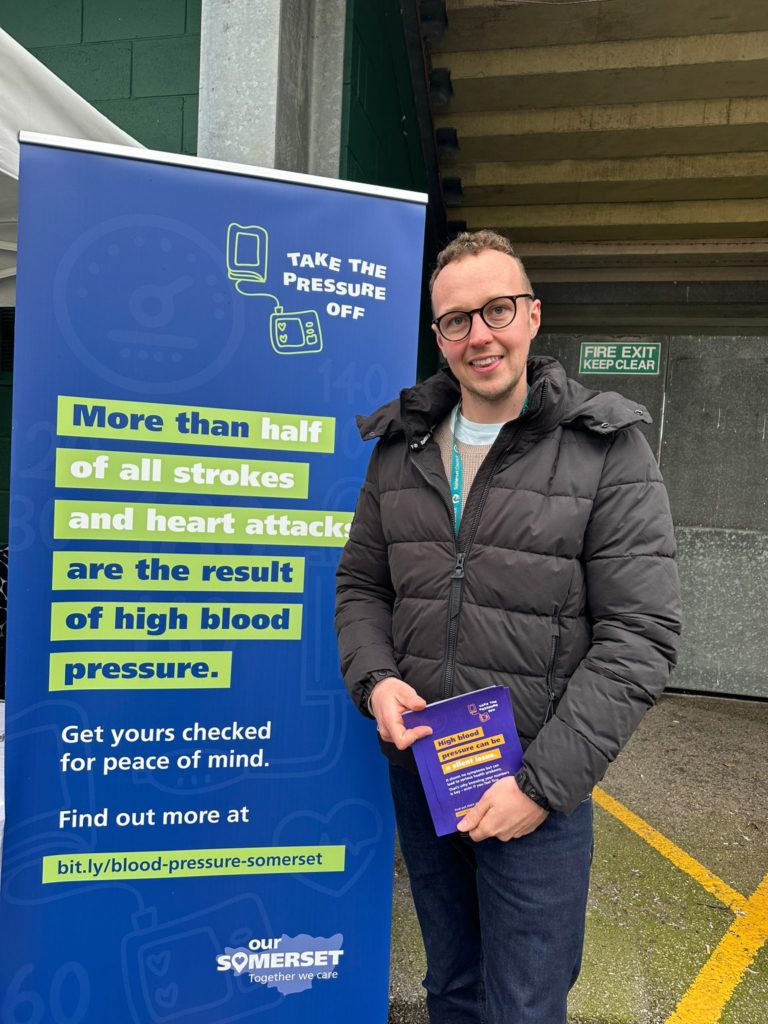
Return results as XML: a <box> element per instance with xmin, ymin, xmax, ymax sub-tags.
<box><xmin>390</xmin><ymin>764</ymin><xmax>593</xmax><ymax>1024</ymax></box>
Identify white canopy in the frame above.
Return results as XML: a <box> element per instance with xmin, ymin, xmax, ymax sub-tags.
<box><xmin>0</xmin><ymin>27</ymin><xmax>141</xmax><ymax>305</ymax></box>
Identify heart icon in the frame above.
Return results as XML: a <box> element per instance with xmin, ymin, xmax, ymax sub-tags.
<box><xmin>153</xmin><ymin>983</ymin><xmax>179</xmax><ymax>1010</ymax></box>
<box><xmin>273</xmin><ymin>799</ymin><xmax>384</xmax><ymax>897</ymax></box>
<box><xmin>146</xmin><ymin>950</ymin><xmax>171</xmax><ymax>977</ymax></box>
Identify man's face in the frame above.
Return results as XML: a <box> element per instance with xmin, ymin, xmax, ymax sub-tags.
<box><xmin>431</xmin><ymin>249</ymin><xmax>541</xmax><ymax>423</ymax></box>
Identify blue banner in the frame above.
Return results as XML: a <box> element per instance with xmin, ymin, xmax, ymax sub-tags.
<box><xmin>1</xmin><ymin>136</ymin><xmax>425</xmax><ymax>1024</ymax></box>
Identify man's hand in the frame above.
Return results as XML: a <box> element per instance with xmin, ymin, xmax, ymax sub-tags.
<box><xmin>369</xmin><ymin>677</ymin><xmax>433</xmax><ymax>750</ymax></box>
<box><xmin>456</xmin><ymin>776</ymin><xmax>549</xmax><ymax>842</ymax></box>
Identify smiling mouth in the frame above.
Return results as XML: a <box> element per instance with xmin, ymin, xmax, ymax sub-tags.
<box><xmin>468</xmin><ymin>355</ymin><xmax>502</xmax><ymax>368</ymax></box>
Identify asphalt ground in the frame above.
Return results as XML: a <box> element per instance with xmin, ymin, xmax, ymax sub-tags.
<box><xmin>388</xmin><ymin>693</ymin><xmax>768</xmax><ymax>1024</ymax></box>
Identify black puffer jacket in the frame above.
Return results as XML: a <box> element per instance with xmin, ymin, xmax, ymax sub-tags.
<box><xmin>335</xmin><ymin>357</ymin><xmax>681</xmax><ymax>814</ymax></box>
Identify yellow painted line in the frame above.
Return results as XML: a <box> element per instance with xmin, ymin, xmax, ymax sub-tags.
<box><xmin>665</xmin><ymin>872</ymin><xmax>768</xmax><ymax>1024</ymax></box>
<box><xmin>593</xmin><ymin>787</ymin><xmax>747</xmax><ymax>913</ymax></box>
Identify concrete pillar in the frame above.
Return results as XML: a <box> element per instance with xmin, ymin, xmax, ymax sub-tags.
<box><xmin>197</xmin><ymin>0</ymin><xmax>347</xmax><ymax>176</ymax></box>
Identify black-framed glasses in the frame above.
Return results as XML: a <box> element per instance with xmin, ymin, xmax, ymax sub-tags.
<box><xmin>432</xmin><ymin>294</ymin><xmax>535</xmax><ymax>342</ymax></box>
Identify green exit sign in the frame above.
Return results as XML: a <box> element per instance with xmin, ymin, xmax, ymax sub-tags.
<box><xmin>579</xmin><ymin>342</ymin><xmax>661</xmax><ymax>375</ymax></box>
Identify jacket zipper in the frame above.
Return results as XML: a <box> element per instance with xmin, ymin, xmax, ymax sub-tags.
<box><xmin>441</xmin><ymin>552</ymin><xmax>466</xmax><ymax>697</ymax></box>
<box><xmin>407</xmin><ymin>396</ymin><xmax>539</xmax><ymax>699</ymax></box>
<box><xmin>407</xmin><ymin>445</ymin><xmax>465</xmax><ymax>699</ymax></box>
<box><xmin>394</xmin><ymin>378</ymin><xmax>551</xmax><ymax>701</ymax></box>
<box><xmin>438</xmin><ymin>376</ymin><xmax>552</xmax><ymax>696</ymax></box>
<box><xmin>439</xmin><ymin>421</ymin><xmax>526</xmax><ymax>698</ymax></box>
<box><xmin>544</xmin><ymin>608</ymin><xmax>561</xmax><ymax>722</ymax></box>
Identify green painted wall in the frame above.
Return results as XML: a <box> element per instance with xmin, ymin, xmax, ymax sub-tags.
<box><xmin>0</xmin><ymin>0</ymin><xmax>201</xmax><ymax>154</ymax></box>
<box><xmin>340</xmin><ymin>0</ymin><xmax>436</xmax><ymax>381</ymax></box>
<box><xmin>340</xmin><ymin>0</ymin><xmax>427</xmax><ymax>193</ymax></box>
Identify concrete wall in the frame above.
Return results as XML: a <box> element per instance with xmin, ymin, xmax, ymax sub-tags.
<box><xmin>197</xmin><ymin>0</ymin><xmax>346</xmax><ymax>177</ymax></box>
<box><xmin>538</xmin><ymin>329</ymin><xmax>768</xmax><ymax>699</ymax></box>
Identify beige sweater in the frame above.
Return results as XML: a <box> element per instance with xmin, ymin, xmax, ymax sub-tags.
<box><xmin>433</xmin><ymin>416</ymin><xmax>493</xmax><ymax>510</ymax></box>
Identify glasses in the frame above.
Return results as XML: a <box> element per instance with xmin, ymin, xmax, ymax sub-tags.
<box><xmin>432</xmin><ymin>294</ymin><xmax>535</xmax><ymax>342</ymax></box>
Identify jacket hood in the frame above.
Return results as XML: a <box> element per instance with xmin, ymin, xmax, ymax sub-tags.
<box><xmin>357</xmin><ymin>357</ymin><xmax>651</xmax><ymax>442</ymax></box>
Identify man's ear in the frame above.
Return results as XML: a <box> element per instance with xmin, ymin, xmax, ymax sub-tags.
<box><xmin>529</xmin><ymin>299</ymin><xmax>541</xmax><ymax>342</ymax></box>
<box><xmin>432</xmin><ymin>323</ymin><xmax>447</xmax><ymax>361</ymax></box>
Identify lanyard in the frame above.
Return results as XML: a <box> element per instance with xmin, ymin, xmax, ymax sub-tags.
<box><xmin>450</xmin><ymin>405</ymin><xmax>464</xmax><ymax>535</ymax></box>
<box><xmin>449</xmin><ymin>391</ymin><xmax>530</xmax><ymax>536</ymax></box>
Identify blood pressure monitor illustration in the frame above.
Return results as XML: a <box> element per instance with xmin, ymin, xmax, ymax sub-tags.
<box><xmin>227</xmin><ymin>223</ymin><xmax>323</xmax><ymax>355</ymax></box>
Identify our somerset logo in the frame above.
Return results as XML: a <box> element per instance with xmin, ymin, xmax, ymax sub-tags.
<box><xmin>216</xmin><ymin>934</ymin><xmax>344</xmax><ymax>995</ymax></box>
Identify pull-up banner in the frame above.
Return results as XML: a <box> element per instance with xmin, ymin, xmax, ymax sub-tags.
<box><xmin>1</xmin><ymin>134</ymin><xmax>426</xmax><ymax>1024</ymax></box>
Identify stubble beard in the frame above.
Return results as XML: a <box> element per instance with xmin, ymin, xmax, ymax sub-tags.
<box><xmin>461</xmin><ymin>363</ymin><xmax>526</xmax><ymax>416</ymax></box>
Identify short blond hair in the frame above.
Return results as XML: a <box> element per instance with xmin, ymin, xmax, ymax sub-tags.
<box><xmin>429</xmin><ymin>230</ymin><xmax>533</xmax><ymax>297</ymax></box>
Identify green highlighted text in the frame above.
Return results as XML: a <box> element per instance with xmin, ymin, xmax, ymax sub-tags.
<box><xmin>56</xmin><ymin>448</ymin><xmax>309</xmax><ymax>499</ymax></box>
<box><xmin>57</xmin><ymin>396</ymin><xmax>335</xmax><ymax>453</ymax></box>
<box><xmin>49</xmin><ymin>651</ymin><xmax>233</xmax><ymax>691</ymax></box>
<box><xmin>54</xmin><ymin>501</ymin><xmax>352</xmax><ymax>547</ymax></box>
<box><xmin>43</xmin><ymin>845</ymin><xmax>345</xmax><ymax>883</ymax></box>
<box><xmin>52</xmin><ymin>552</ymin><xmax>305</xmax><ymax>592</ymax></box>
<box><xmin>51</xmin><ymin>602</ymin><xmax>302</xmax><ymax>641</ymax></box>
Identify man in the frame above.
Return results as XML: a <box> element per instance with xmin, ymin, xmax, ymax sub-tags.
<box><xmin>335</xmin><ymin>230</ymin><xmax>681</xmax><ymax>1023</ymax></box>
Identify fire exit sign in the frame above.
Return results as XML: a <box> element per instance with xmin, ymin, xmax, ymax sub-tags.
<box><xmin>579</xmin><ymin>341</ymin><xmax>661</xmax><ymax>374</ymax></box>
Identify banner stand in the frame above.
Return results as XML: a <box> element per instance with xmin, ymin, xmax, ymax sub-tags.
<box><xmin>1</xmin><ymin>133</ymin><xmax>426</xmax><ymax>1024</ymax></box>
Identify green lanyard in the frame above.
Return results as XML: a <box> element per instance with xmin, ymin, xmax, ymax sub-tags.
<box><xmin>449</xmin><ymin>392</ymin><xmax>530</xmax><ymax>536</ymax></box>
<box><xmin>449</xmin><ymin>405</ymin><xmax>464</xmax><ymax>536</ymax></box>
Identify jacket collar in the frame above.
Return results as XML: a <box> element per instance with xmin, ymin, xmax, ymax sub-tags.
<box><xmin>356</xmin><ymin>365</ymin><xmax>459</xmax><ymax>443</ymax></box>
<box><xmin>356</xmin><ymin>357</ymin><xmax>651</xmax><ymax>443</ymax></box>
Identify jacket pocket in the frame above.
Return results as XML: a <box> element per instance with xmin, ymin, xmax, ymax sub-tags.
<box><xmin>544</xmin><ymin>607</ymin><xmax>561</xmax><ymax>723</ymax></box>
